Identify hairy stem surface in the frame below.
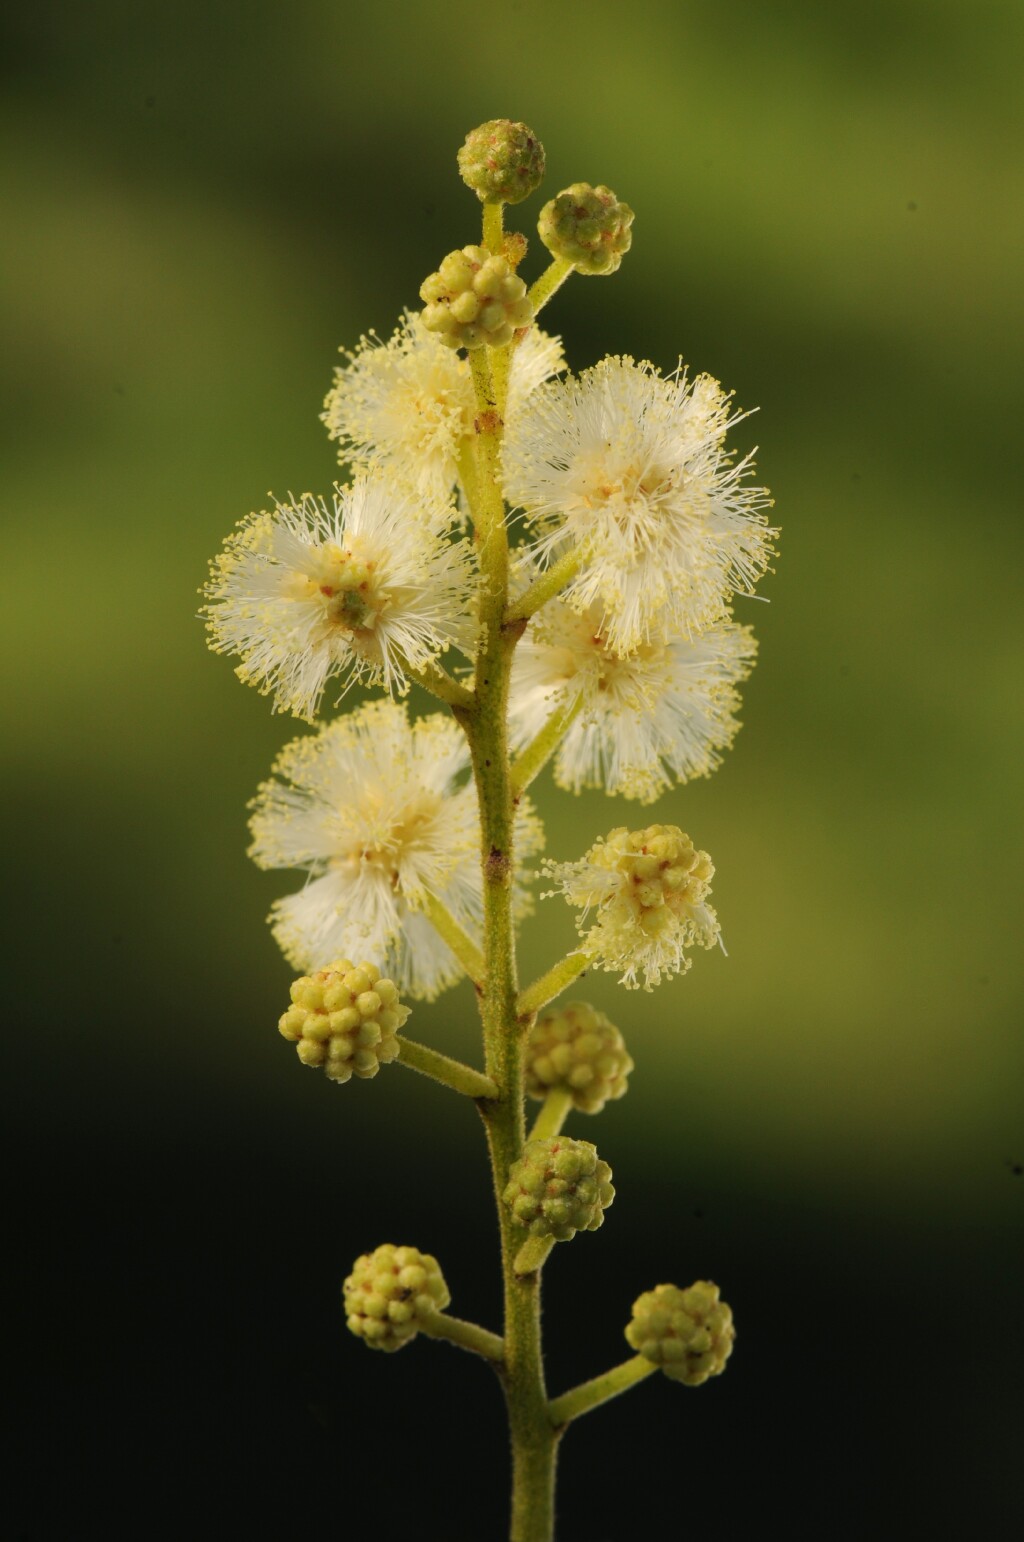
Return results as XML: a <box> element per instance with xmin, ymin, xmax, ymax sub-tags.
<box><xmin>547</xmin><ymin>1355</ymin><xmax>656</xmax><ymax>1428</ymax></box>
<box><xmin>396</xmin><ymin>1036</ymin><xmax>498</xmax><ymax>1101</ymax></box>
<box><xmin>459</xmin><ymin>324</ymin><xmax>558</xmax><ymax>1542</ymax></box>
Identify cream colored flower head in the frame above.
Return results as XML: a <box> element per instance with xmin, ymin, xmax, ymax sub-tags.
<box><xmin>249</xmin><ymin>701</ymin><xmax>543</xmax><ymax>1000</ymax></box>
<box><xmin>502</xmin><ymin>356</ymin><xmax>775</xmax><ymax>653</ymax></box>
<box><xmin>509</xmin><ymin>590</ymin><xmax>757</xmax><ymax>802</ymax></box>
<box><xmin>545</xmin><ymin>824</ymin><xmax>719</xmax><ymax>990</ymax></box>
<box><xmin>322</xmin><ymin>311</ymin><xmax>565</xmax><ymax>503</ymax></box>
<box><xmin>202</xmin><ymin>474</ymin><xmax>475</xmax><ymax>721</ymax></box>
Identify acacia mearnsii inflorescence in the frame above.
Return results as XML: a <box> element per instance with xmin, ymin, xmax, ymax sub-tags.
<box><xmin>202</xmin><ymin>117</ymin><xmax>777</xmax><ymax>1542</ymax></box>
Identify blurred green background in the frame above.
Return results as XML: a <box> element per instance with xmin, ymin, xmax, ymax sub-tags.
<box><xmin>4</xmin><ymin>1</ymin><xmax>1021</xmax><ymax>1536</ymax></box>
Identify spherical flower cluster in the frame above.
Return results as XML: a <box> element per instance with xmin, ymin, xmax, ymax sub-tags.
<box><xmin>278</xmin><ymin>960</ymin><xmax>409</xmax><ymax>1083</ymax></box>
<box><xmin>344</xmin><ymin>1244</ymin><xmax>450</xmax><ymax>1352</ymax></box>
<box><xmin>503</xmin><ymin>1137</ymin><xmax>615</xmax><ymax>1241</ymax></box>
<box><xmin>538</xmin><ymin>182</ymin><xmax>634</xmax><ymax>275</ymax></box>
<box><xmin>544</xmin><ymin>824</ymin><xmax>719</xmax><ymax>990</ymax></box>
<box><xmin>510</xmin><ymin>589</ymin><xmax>757</xmax><ymax>802</ymax></box>
<box><xmin>458</xmin><ymin>119</ymin><xmax>545</xmax><ymax>204</ymax></box>
<box><xmin>502</xmin><ymin>356</ymin><xmax>775</xmax><ymax>655</ymax></box>
<box><xmin>625</xmin><ymin>1281</ymin><xmax>735</xmax><ymax>1386</ymax></box>
<box><xmin>248</xmin><ymin>699</ymin><xmax>543</xmax><ymax>1000</ymax></box>
<box><xmin>526</xmin><ymin>1003</ymin><xmax>633</xmax><ymax>1114</ymax></box>
<box><xmin>202</xmin><ymin>476</ymin><xmax>474</xmax><ymax>720</ymax></box>
<box><xmin>420</xmin><ymin>246</ymin><xmax>534</xmax><ymax>350</ymax></box>
<box><xmin>322</xmin><ymin>312</ymin><xmax>564</xmax><ymax>504</ymax></box>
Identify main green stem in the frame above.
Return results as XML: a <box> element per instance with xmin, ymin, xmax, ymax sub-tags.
<box><xmin>459</xmin><ymin>333</ymin><xmax>558</xmax><ymax>1542</ymax></box>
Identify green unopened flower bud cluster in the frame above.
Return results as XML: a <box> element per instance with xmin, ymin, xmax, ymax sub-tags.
<box><xmin>458</xmin><ymin>119</ymin><xmax>546</xmax><ymax>205</ymax></box>
<box><xmin>538</xmin><ymin>182</ymin><xmax>634</xmax><ymax>274</ymax></box>
<box><xmin>420</xmin><ymin>246</ymin><xmax>534</xmax><ymax>350</ymax></box>
<box><xmin>344</xmin><ymin>1244</ymin><xmax>450</xmax><ymax>1352</ymax></box>
<box><xmin>626</xmin><ymin>1281</ymin><xmax>735</xmax><ymax>1386</ymax></box>
<box><xmin>503</xmin><ymin>1137</ymin><xmax>615</xmax><ymax>1241</ymax></box>
<box><xmin>278</xmin><ymin>960</ymin><xmax>409</xmax><ymax>1083</ymax></box>
<box><xmin>527</xmin><ymin>1002</ymin><xmax>633</xmax><ymax>1114</ymax></box>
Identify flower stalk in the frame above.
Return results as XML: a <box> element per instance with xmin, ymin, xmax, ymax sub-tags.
<box><xmin>509</xmin><ymin>693</ymin><xmax>584</xmax><ymax>798</ymax></box>
<box><xmin>547</xmin><ymin>1354</ymin><xmax>656</xmax><ymax>1428</ymax></box>
<box><xmin>528</xmin><ymin>256</ymin><xmax>573</xmax><ymax>316</ymax></box>
<box><xmin>526</xmin><ymin>1086</ymin><xmax>573</xmax><ymax>1143</ymax></box>
<box><xmin>505</xmin><ymin>545</ymin><xmax>587</xmax><ymax>627</ymax></box>
<box><xmin>420</xmin><ymin>1310</ymin><xmax>505</xmax><ymax>1363</ymax></box>
<box><xmin>396</xmin><ymin>1035</ymin><xmax>498</xmax><ymax>1101</ymax></box>
<box><xmin>421</xmin><ymin>891</ymin><xmax>486</xmax><ymax>985</ymax></box>
<box><xmin>516</xmin><ymin>952</ymin><xmax>593</xmax><ymax>1021</ymax></box>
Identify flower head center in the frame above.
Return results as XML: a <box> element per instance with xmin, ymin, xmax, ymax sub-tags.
<box><xmin>575</xmin><ymin>451</ymin><xmax>677</xmax><ymax>545</ymax></box>
<box><xmin>334</xmin><ymin>792</ymin><xmax>445</xmax><ymax>891</ymax></box>
<box><xmin>402</xmin><ymin>371</ymin><xmax>474</xmax><ymax>439</ymax></box>
<box><xmin>558</xmin><ymin>609</ymin><xmax>660</xmax><ymax>693</ymax></box>
<box><xmin>597</xmin><ymin>825</ymin><xmax>711</xmax><ymax>935</ymax></box>
<box><xmin>305</xmin><ymin>540</ymin><xmax>387</xmax><ymax>634</ymax></box>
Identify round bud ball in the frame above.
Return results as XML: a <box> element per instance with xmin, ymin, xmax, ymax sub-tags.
<box><xmin>278</xmin><ymin>959</ymin><xmax>410</xmax><ymax>1084</ymax></box>
<box><xmin>625</xmin><ymin>1281</ymin><xmax>735</xmax><ymax>1386</ymax></box>
<box><xmin>420</xmin><ymin>245</ymin><xmax>534</xmax><ymax>350</ymax></box>
<box><xmin>526</xmin><ymin>1002</ymin><xmax>633</xmax><ymax>1115</ymax></box>
<box><xmin>597</xmin><ymin>824</ymin><xmax>714</xmax><ymax>942</ymax></box>
<box><xmin>458</xmin><ymin>119</ymin><xmax>545</xmax><ymax>205</ymax></box>
<box><xmin>343</xmin><ymin>1244</ymin><xmax>451</xmax><ymax>1353</ymax></box>
<box><xmin>538</xmin><ymin>182</ymin><xmax>634</xmax><ymax>274</ymax></box>
<box><xmin>503</xmin><ymin>1137</ymin><xmax>614</xmax><ymax>1242</ymax></box>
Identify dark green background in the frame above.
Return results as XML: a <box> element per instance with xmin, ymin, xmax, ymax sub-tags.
<box><xmin>4</xmin><ymin>2</ymin><xmax>1021</xmax><ymax>1536</ymax></box>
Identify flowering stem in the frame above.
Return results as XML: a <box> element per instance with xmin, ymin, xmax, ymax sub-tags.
<box><xmin>546</xmin><ymin>1355</ymin><xmax>656</xmax><ymax>1429</ymax></box>
<box><xmin>504</xmin><ymin>546</ymin><xmax>586</xmax><ymax>626</ymax></box>
<box><xmin>516</xmin><ymin>953</ymin><xmax>593</xmax><ymax>1021</ymax></box>
<box><xmin>528</xmin><ymin>257</ymin><xmax>573</xmax><ymax>318</ymax></box>
<box><xmin>509</xmin><ymin>693</ymin><xmax>584</xmax><ymax>798</ymax></box>
<box><xmin>458</xmin><ymin>352</ymin><xmax>558</xmax><ymax>1541</ymax></box>
<box><xmin>396</xmin><ymin>1036</ymin><xmax>498</xmax><ymax>1101</ymax></box>
<box><xmin>526</xmin><ymin>1087</ymin><xmax>573</xmax><ymax>1144</ymax></box>
<box><xmin>404</xmin><ymin>657</ymin><xmax>474</xmax><ymax>710</ymax></box>
<box><xmin>421</xmin><ymin>1310</ymin><xmax>505</xmax><ymax>1363</ymax></box>
<box><xmin>421</xmin><ymin>891</ymin><xmax>485</xmax><ymax>985</ymax></box>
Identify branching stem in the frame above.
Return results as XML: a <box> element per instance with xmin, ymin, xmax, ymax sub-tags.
<box><xmin>516</xmin><ymin>953</ymin><xmax>593</xmax><ymax>1021</ymax></box>
<box><xmin>509</xmin><ymin>694</ymin><xmax>583</xmax><ymax>798</ymax></box>
<box><xmin>547</xmin><ymin>1355</ymin><xmax>656</xmax><ymax>1429</ymax></box>
<box><xmin>421</xmin><ymin>891</ymin><xmax>485</xmax><ymax>985</ymax></box>
<box><xmin>405</xmin><ymin>657</ymin><xmax>474</xmax><ymax>710</ymax></box>
<box><xmin>421</xmin><ymin>1310</ymin><xmax>506</xmax><ymax>1363</ymax></box>
<box><xmin>504</xmin><ymin>546</ymin><xmax>586</xmax><ymax>626</ymax></box>
<box><xmin>526</xmin><ymin>1087</ymin><xmax>573</xmax><ymax>1144</ymax></box>
<box><xmin>483</xmin><ymin>201</ymin><xmax>505</xmax><ymax>256</ymax></box>
<box><xmin>396</xmin><ymin>1036</ymin><xmax>498</xmax><ymax>1101</ymax></box>
<box><xmin>528</xmin><ymin>256</ymin><xmax>573</xmax><ymax>317</ymax></box>
<box><xmin>513</xmin><ymin>1234</ymin><xmax>556</xmax><ymax>1277</ymax></box>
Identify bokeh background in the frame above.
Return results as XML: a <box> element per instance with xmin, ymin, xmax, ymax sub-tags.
<box><xmin>4</xmin><ymin>1</ymin><xmax>1022</xmax><ymax>1536</ymax></box>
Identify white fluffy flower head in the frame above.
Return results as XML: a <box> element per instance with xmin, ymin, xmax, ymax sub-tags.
<box><xmin>502</xmin><ymin>356</ymin><xmax>775</xmax><ymax>653</ymax></box>
<box><xmin>545</xmin><ymin>824</ymin><xmax>719</xmax><ymax>990</ymax></box>
<box><xmin>510</xmin><ymin>595</ymin><xmax>757</xmax><ymax>802</ymax></box>
<box><xmin>249</xmin><ymin>700</ymin><xmax>542</xmax><ymax>1000</ymax></box>
<box><xmin>322</xmin><ymin>311</ymin><xmax>565</xmax><ymax>502</ymax></box>
<box><xmin>203</xmin><ymin>475</ymin><xmax>475</xmax><ymax>721</ymax></box>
